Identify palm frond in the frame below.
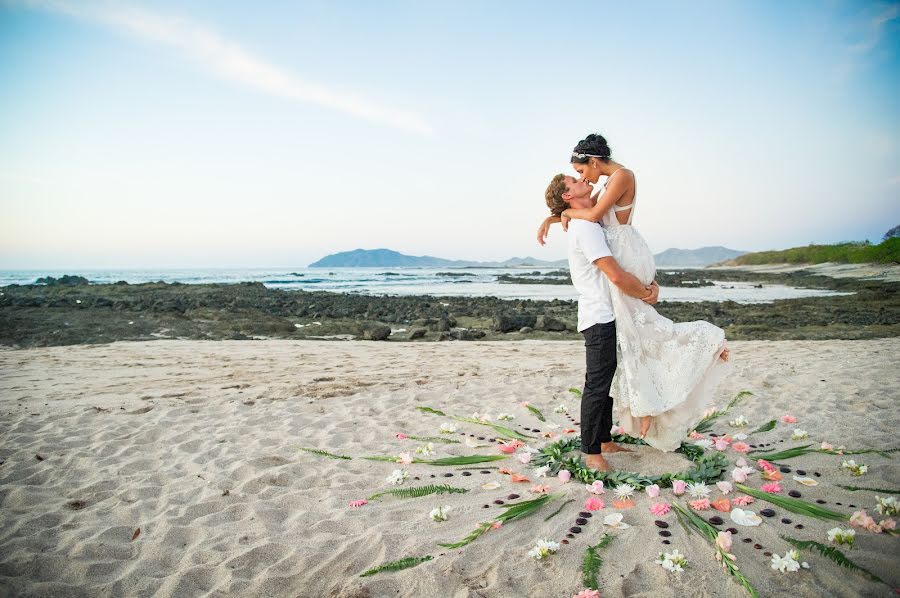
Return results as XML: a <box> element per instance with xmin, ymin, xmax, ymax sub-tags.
<box><xmin>750</xmin><ymin>420</ymin><xmax>777</xmax><ymax>434</ymax></box>
<box><xmin>405</xmin><ymin>435</ymin><xmax>460</xmax><ymax>444</ymax></box>
<box><xmin>525</xmin><ymin>404</ymin><xmax>546</xmax><ymax>422</ymax></box>
<box><xmin>582</xmin><ymin>534</ymin><xmax>614</xmax><ymax>590</ymax></box>
<box><xmin>368</xmin><ymin>484</ymin><xmax>468</xmax><ymax>501</ymax></box>
<box><xmin>297</xmin><ymin>447</ymin><xmax>352</xmax><ymax>460</ymax></box>
<box><xmin>568</xmin><ymin>388</ymin><xmax>582</xmax><ymax>397</ymax></box>
<box><xmin>440</xmin><ymin>494</ymin><xmax>557</xmax><ymax>550</ymax></box>
<box><xmin>781</xmin><ymin>536</ymin><xmax>884</xmax><ymax>584</ymax></box>
<box><xmin>544</xmin><ymin>498</ymin><xmax>575</xmax><ymax>522</ymax></box>
<box><xmin>692</xmin><ymin>390</ymin><xmax>750</xmax><ymax>433</ymax></box>
<box><xmin>417</xmin><ymin>455</ymin><xmax>508</xmax><ymax>466</ymax></box>
<box><xmin>360</xmin><ymin>555</ymin><xmax>433</xmax><ymax>577</ymax></box>
<box><xmin>416</xmin><ymin>406</ymin><xmax>446</xmax><ymax>416</ymax></box>
<box><xmin>438</xmin><ymin>522</ymin><xmax>492</xmax><ymax>549</ymax></box>
<box><xmin>735</xmin><ymin>484</ymin><xmax>849</xmax><ymax>521</ymax></box>
<box><xmin>747</xmin><ymin>444</ymin><xmax>814</xmax><ymax>460</ymax></box>
<box><xmin>451</xmin><ymin>416</ymin><xmax>534</xmax><ymax>441</ymax></box>
<box><xmin>836</xmin><ymin>485</ymin><xmax>900</xmax><ymax>494</ymax></box>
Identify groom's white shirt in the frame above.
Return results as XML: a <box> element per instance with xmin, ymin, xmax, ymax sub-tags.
<box><xmin>567</xmin><ymin>220</ymin><xmax>615</xmax><ymax>331</ymax></box>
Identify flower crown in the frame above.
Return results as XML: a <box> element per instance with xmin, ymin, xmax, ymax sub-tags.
<box><xmin>571</xmin><ymin>151</ymin><xmax>607</xmax><ymax>159</ymax></box>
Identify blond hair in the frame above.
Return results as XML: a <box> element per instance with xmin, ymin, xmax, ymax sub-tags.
<box><xmin>545</xmin><ymin>174</ymin><xmax>569</xmax><ymax>217</ymax></box>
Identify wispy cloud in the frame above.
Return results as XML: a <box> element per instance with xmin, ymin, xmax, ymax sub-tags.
<box><xmin>22</xmin><ymin>1</ymin><xmax>433</xmax><ymax>135</ymax></box>
<box><xmin>834</xmin><ymin>2</ymin><xmax>899</xmax><ymax>80</ymax></box>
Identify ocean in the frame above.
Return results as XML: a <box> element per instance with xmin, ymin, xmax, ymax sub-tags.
<box><xmin>0</xmin><ymin>268</ymin><xmax>851</xmax><ymax>304</ymax></box>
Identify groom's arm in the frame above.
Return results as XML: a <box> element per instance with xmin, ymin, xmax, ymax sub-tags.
<box><xmin>593</xmin><ymin>257</ymin><xmax>658</xmax><ymax>303</ymax></box>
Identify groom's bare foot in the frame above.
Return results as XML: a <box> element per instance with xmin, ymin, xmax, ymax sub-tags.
<box><xmin>601</xmin><ymin>442</ymin><xmax>632</xmax><ymax>453</ymax></box>
<box><xmin>639</xmin><ymin>416</ymin><xmax>653</xmax><ymax>439</ymax></box>
<box><xmin>719</xmin><ymin>346</ymin><xmax>731</xmax><ymax>362</ymax></box>
<box><xmin>584</xmin><ymin>453</ymin><xmax>611</xmax><ymax>472</ymax></box>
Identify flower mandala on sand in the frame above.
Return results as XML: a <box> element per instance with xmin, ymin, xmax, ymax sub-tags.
<box><xmin>497</xmin><ymin>413</ymin><xmax>515</xmax><ymax>421</ymax></box>
<box><xmin>385</xmin><ymin>469</ymin><xmax>409</xmax><ymax>485</ymax></box>
<box><xmin>482</xmin><ymin>482</ymin><xmax>501</xmax><ymax>490</ymax></box>
<box><xmin>650</xmin><ymin>502</ymin><xmax>671</xmax><ymax>516</ymax></box>
<box><xmin>781</xmin><ymin>415</ymin><xmax>798</xmax><ymax>424</ymax></box>
<box><xmin>395</xmin><ymin>433</ymin><xmax>409</xmax><ymax>440</ymax></box>
<box><xmin>715</xmin><ymin>531</ymin><xmax>735</xmax><ymax>564</ymax></box>
<box><xmin>732</xmin><ymin>433</ymin><xmax>748</xmax><ymax>441</ymax></box>
<box><xmin>415</xmin><ymin>443</ymin><xmax>435</xmax><ymax>457</ymax></box>
<box><xmin>770</xmin><ymin>550</ymin><xmax>806</xmax><ymax>573</ymax></box>
<box><xmin>430</xmin><ymin>506</ymin><xmax>451</xmax><ymax>522</ymax></box>
<box><xmin>793</xmin><ymin>476</ymin><xmax>819</xmax><ymax>486</ymax></box>
<box><xmin>826</xmin><ymin>527</ymin><xmax>855</xmax><ymax>547</ymax></box>
<box><xmin>528</xmin><ymin>539</ymin><xmax>561</xmax><ymax>560</ymax></box>
<box><xmin>686</xmin><ymin>482</ymin><xmax>711</xmax><ymax>499</ymax></box>
<box><xmin>498</xmin><ymin>444</ymin><xmax>517</xmax><ymax>454</ymax></box>
<box><xmin>693</xmin><ymin>439</ymin><xmax>714</xmax><ymax>450</ymax></box>
<box><xmin>610</xmin><ymin>425</ymin><xmax>625</xmax><ymax>435</ymax></box>
<box><xmin>586</xmin><ymin>481</ymin><xmax>606</xmax><ymax>495</ymax></box>
<box><xmin>655</xmin><ymin>549</ymin><xmax>688</xmax><ymax>573</ymax></box>
<box><xmin>689</xmin><ymin>431</ymin><xmax>705</xmax><ymax>440</ymax></box>
<box><xmin>585</xmin><ymin>497</ymin><xmax>606</xmax><ymax>511</ymax></box>
<box><xmin>689</xmin><ymin>498</ymin><xmax>711</xmax><ymax>511</ymax></box>
<box><xmin>511</xmin><ymin>474</ymin><xmax>530</xmax><ymax>483</ymax></box>
<box><xmin>533</xmin><ymin>465</ymin><xmax>550</xmax><ymax>478</ymax></box>
<box><xmin>849</xmin><ymin>510</ymin><xmax>888</xmax><ymax>533</ymax></box>
<box><xmin>348</xmin><ymin>499</ymin><xmax>368</xmax><ymax>508</ymax></box>
<box><xmin>613</xmin><ymin>499</ymin><xmax>635</xmax><ymax>509</ymax></box>
<box><xmin>820</xmin><ymin>441</ymin><xmax>834</xmax><ymax>450</ymax></box>
<box><xmin>841</xmin><ymin>460</ymin><xmax>868</xmax><ymax>476</ymax></box>
<box><xmin>761</xmin><ymin>482</ymin><xmax>782</xmax><ymax>493</ymax></box>
<box><xmin>791</xmin><ymin>429</ymin><xmax>809</xmax><ymax>440</ymax></box>
<box><xmin>730</xmin><ymin>508</ymin><xmax>762</xmax><ymax>526</ymax></box>
<box><xmin>613</xmin><ymin>484</ymin><xmax>637</xmax><ymax>500</ymax></box>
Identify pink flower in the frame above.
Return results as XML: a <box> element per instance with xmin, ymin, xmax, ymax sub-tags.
<box><xmin>780</xmin><ymin>415</ymin><xmax>797</xmax><ymax>424</ymax></box>
<box><xmin>650</xmin><ymin>502</ymin><xmax>671</xmax><ymax>516</ymax></box>
<box><xmin>395</xmin><ymin>433</ymin><xmax>409</xmax><ymax>440</ymax></box>
<box><xmin>711</xmin><ymin>498</ymin><xmax>732</xmax><ymax>512</ymax></box>
<box><xmin>584</xmin><ymin>497</ymin><xmax>606</xmax><ymax>511</ymax></box>
<box><xmin>586</xmin><ymin>481</ymin><xmax>606</xmax><ymax>495</ymax></box>
<box><xmin>610</xmin><ymin>425</ymin><xmax>625</xmax><ymax>436</ymax></box>
<box><xmin>689</xmin><ymin>431</ymin><xmax>705</xmax><ymax>440</ymax></box>
<box><xmin>735</xmin><ymin>458</ymin><xmax>748</xmax><ymax>467</ymax></box>
<box><xmin>519</xmin><ymin>401</ymin><xmax>530</xmax><ymax>407</ymax></box>
<box><xmin>716</xmin><ymin>481</ymin><xmax>734</xmax><ymax>494</ymax></box>
<box><xmin>731</xmin><ymin>496</ymin><xmax>755</xmax><ymax>506</ymax></box>
<box><xmin>731</xmin><ymin>466</ymin><xmax>753</xmax><ymax>483</ymax></box>
<box><xmin>672</xmin><ymin>480</ymin><xmax>687</xmax><ymax>496</ymax></box>
<box><xmin>820</xmin><ymin>442</ymin><xmax>833</xmax><ymax>450</ymax></box>
<box><xmin>348</xmin><ymin>499</ymin><xmax>368</xmax><ymax>508</ymax></box>
<box><xmin>731</xmin><ymin>442</ymin><xmax>750</xmax><ymax>453</ymax></box>
<box><xmin>517</xmin><ymin>452</ymin><xmax>532</xmax><ymax>464</ymax></box>
<box><xmin>715</xmin><ymin>530</ymin><xmax>733</xmax><ymax>552</ymax></box>
<box><xmin>645</xmin><ymin>484</ymin><xmax>660</xmax><ymax>498</ymax></box>
<box><xmin>879</xmin><ymin>518</ymin><xmax>896</xmax><ymax>531</ymax></box>
<box><xmin>530</xmin><ymin>484</ymin><xmax>550</xmax><ymax>494</ymax></box>
<box><xmin>690</xmin><ymin>498</ymin><xmax>711</xmax><ymax>510</ymax></box>
<box><xmin>558</xmin><ymin>470</ymin><xmax>572</xmax><ymax>483</ymax></box>
<box><xmin>397</xmin><ymin>452</ymin><xmax>413</xmax><ymax>465</ymax></box>
<box><xmin>491</xmin><ymin>521</ymin><xmax>503</xmax><ymax>530</ymax></box>
<box><xmin>757</xmin><ymin>459</ymin><xmax>776</xmax><ymax>473</ymax></box>
<box><xmin>508</xmin><ymin>440</ymin><xmax>525</xmax><ymax>449</ymax></box>
<box><xmin>850</xmin><ymin>510</ymin><xmax>879</xmax><ymax>531</ymax></box>
<box><xmin>573</xmin><ymin>590</ymin><xmax>601</xmax><ymax>598</ymax></box>
<box><xmin>714</xmin><ymin>438</ymin><xmax>731</xmax><ymax>451</ymax></box>
<box><xmin>498</xmin><ymin>444</ymin><xmax>517</xmax><ymax>454</ymax></box>
<box><xmin>761</xmin><ymin>482</ymin><xmax>782</xmax><ymax>493</ymax></box>
<box><xmin>703</xmin><ymin>407</ymin><xmax>716</xmax><ymax>418</ymax></box>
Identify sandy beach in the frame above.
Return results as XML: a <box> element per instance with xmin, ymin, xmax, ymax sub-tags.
<box><xmin>1</xmin><ymin>338</ymin><xmax>898</xmax><ymax>597</ymax></box>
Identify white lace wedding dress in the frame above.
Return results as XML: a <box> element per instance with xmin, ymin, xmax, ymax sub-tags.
<box><xmin>598</xmin><ymin>180</ymin><xmax>731</xmax><ymax>451</ymax></box>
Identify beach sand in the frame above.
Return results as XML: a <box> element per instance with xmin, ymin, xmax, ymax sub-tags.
<box><xmin>0</xmin><ymin>339</ymin><xmax>897</xmax><ymax>597</ymax></box>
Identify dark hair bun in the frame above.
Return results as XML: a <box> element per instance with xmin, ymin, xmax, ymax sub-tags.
<box><xmin>572</xmin><ymin>133</ymin><xmax>611</xmax><ymax>161</ymax></box>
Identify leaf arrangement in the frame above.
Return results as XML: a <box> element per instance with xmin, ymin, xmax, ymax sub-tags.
<box><xmin>416</xmin><ymin>406</ymin><xmax>447</xmax><ymax>416</ymax></box>
<box><xmin>673</xmin><ymin>503</ymin><xmax>758</xmax><ymax>598</ymax></box>
<box><xmin>748</xmin><ymin>445</ymin><xmax>898</xmax><ymax>461</ymax></box>
<box><xmin>359</xmin><ymin>555</ymin><xmax>433</xmax><ymax>577</ymax></box>
<box><xmin>418</xmin><ymin>455</ymin><xmax>509</xmax><ymax>466</ymax></box>
<box><xmin>735</xmin><ymin>484</ymin><xmax>849</xmax><ymax>521</ymax></box>
<box><xmin>693</xmin><ymin>391</ymin><xmax>750</xmax><ymax>433</ymax></box>
<box><xmin>405</xmin><ymin>435</ymin><xmax>460</xmax><ymax>444</ymax></box>
<box><xmin>297</xmin><ymin>447</ymin><xmax>352</xmax><ymax>460</ymax></box>
<box><xmin>836</xmin><ymin>485</ymin><xmax>900</xmax><ymax>494</ymax></box>
<box><xmin>749</xmin><ymin>420</ymin><xmax>776</xmax><ymax>435</ymax></box>
<box><xmin>582</xmin><ymin>534</ymin><xmax>614</xmax><ymax>590</ymax></box>
<box><xmin>544</xmin><ymin>498</ymin><xmax>575</xmax><ymax>522</ymax></box>
<box><xmin>368</xmin><ymin>484</ymin><xmax>469</xmax><ymax>501</ymax></box>
<box><xmin>780</xmin><ymin>536</ymin><xmax>884</xmax><ymax>584</ymax></box>
<box><xmin>524</xmin><ymin>404</ymin><xmax>546</xmax><ymax>422</ymax></box>
<box><xmin>450</xmin><ymin>416</ymin><xmax>534</xmax><ymax>441</ymax></box>
<box><xmin>439</xmin><ymin>494</ymin><xmax>558</xmax><ymax>549</ymax></box>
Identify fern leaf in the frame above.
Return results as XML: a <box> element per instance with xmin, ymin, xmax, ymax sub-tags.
<box><xmin>417</xmin><ymin>455</ymin><xmax>508</xmax><ymax>466</ymax></box>
<box><xmin>836</xmin><ymin>485</ymin><xmax>900</xmax><ymax>494</ymax></box>
<box><xmin>297</xmin><ymin>447</ymin><xmax>352</xmax><ymax>460</ymax></box>
<box><xmin>406</xmin><ymin>435</ymin><xmax>460</xmax><ymax>444</ymax></box>
<box><xmin>368</xmin><ymin>484</ymin><xmax>469</xmax><ymax>501</ymax></box>
<box><xmin>525</xmin><ymin>404</ymin><xmax>546</xmax><ymax>422</ymax></box>
<box><xmin>416</xmin><ymin>406</ymin><xmax>446</xmax><ymax>416</ymax></box>
<box><xmin>582</xmin><ymin>534</ymin><xmax>614</xmax><ymax>590</ymax></box>
<box><xmin>360</xmin><ymin>555</ymin><xmax>433</xmax><ymax>577</ymax></box>
<box><xmin>750</xmin><ymin>420</ymin><xmax>776</xmax><ymax>434</ymax></box>
<box><xmin>781</xmin><ymin>536</ymin><xmax>884</xmax><ymax>584</ymax></box>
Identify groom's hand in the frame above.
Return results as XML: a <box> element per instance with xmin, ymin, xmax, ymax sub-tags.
<box><xmin>642</xmin><ymin>281</ymin><xmax>660</xmax><ymax>305</ymax></box>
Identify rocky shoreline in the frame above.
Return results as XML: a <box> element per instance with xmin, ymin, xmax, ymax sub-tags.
<box><xmin>1</xmin><ymin>269</ymin><xmax>897</xmax><ymax>347</ymax></box>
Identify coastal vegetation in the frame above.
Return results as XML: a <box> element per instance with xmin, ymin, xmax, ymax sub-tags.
<box><xmin>728</xmin><ymin>237</ymin><xmax>899</xmax><ymax>266</ymax></box>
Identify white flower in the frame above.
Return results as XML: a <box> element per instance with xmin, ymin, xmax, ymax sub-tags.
<box><xmin>533</xmin><ymin>465</ymin><xmax>550</xmax><ymax>478</ymax></box>
<box><xmin>730</xmin><ymin>508</ymin><xmax>762</xmax><ymax>526</ymax></box>
<box><xmin>585</xmin><ymin>481</ymin><xmax>605</xmax><ymax>495</ymax></box>
<box><xmin>728</xmin><ymin>415</ymin><xmax>749</xmax><ymax>428</ymax></box>
<box><xmin>440</xmin><ymin>422</ymin><xmax>458</xmax><ymax>434</ymax></box>
<box><xmin>875</xmin><ymin>496</ymin><xmax>899</xmax><ymax>516</ymax></box>
<box><xmin>385</xmin><ymin>469</ymin><xmax>409</xmax><ymax>485</ymax></box>
<box><xmin>692</xmin><ymin>439</ymin><xmax>714</xmax><ymax>450</ymax></box>
<box><xmin>686</xmin><ymin>482</ymin><xmax>711</xmax><ymax>499</ymax></box>
<box><xmin>517</xmin><ymin>452</ymin><xmax>533</xmax><ymax>465</ymax></box>
<box><xmin>770</xmin><ymin>550</ymin><xmax>801</xmax><ymax>573</ymax></box>
<box><xmin>471</xmin><ymin>412</ymin><xmax>492</xmax><ymax>422</ymax></box>
<box><xmin>415</xmin><ymin>443</ymin><xmax>435</xmax><ymax>457</ymax></box>
<box><xmin>826</xmin><ymin>527</ymin><xmax>855</xmax><ymax>547</ymax></box>
<box><xmin>527</xmin><ymin>539</ymin><xmax>560</xmax><ymax>560</ymax></box>
<box><xmin>497</xmin><ymin>413</ymin><xmax>515</xmax><ymax>421</ymax></box>
<box><xmin>465</xmin><ymin>437</ymin><xmax>482</xmax><ymax>448</ymax></box>
<box><xmin>430</xmin><ymin>506</ymin><xmax>451</xmax><ymax>522</ymax></box>
<box><xmin>716</xmin><ymin>481</ymin><xmax>734</xmax><ymax>495</ymax></box>
<box><xmin>613</xmin><ymin>483</ymin><xmax>636</xmax><ymax>499</ymax></box>
<box><xmin>791</xmin><ymin>429</ymin><xmax>809</xmax><ymax>440</ymax></box>
<box><xmin>397</xmin><ymin>452</ymin><xmax>413</xmax><ymax>465</ymax></box>
<box><xmin>553</xmin><ymin>404</ymin><xmax>568</xmax><ymax>414</ymax></box>
<box><xmin>603</xmin><ymin>513</ymin><xmax>631</xmax><ymax>529</ymax></box>
<box><xmin>655</xmin><ymin>549</ymin><xmax>688</xmax><ymax>574</ymax></box>
<box><xmin>841</xmin><ymin>460</ymin><xmax>868</xmax><ymax>476</ymax></box>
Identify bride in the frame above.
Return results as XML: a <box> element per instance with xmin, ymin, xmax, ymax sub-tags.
<box><xmin>540</xmin><ymin>133</ymin><xmax>730</xmax><ymax>452</ymax></box>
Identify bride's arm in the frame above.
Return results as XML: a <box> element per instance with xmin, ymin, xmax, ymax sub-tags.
<box><xmin>562</xmin><ymin>172</ymin><xmax>631</xmax><ymax>223</ymax></box>
<box><xmin>536</xmin><ymin>215</ymin><xmax>562</xmax><ymax>245</ymax></box>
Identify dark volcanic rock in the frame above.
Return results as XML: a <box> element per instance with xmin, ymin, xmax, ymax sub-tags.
<box><xmin>35</xmin><ymin>275</ymin><xmax>90</xmax><ymax>286</ymax></box>
<box><xmin>492</xmin><ymin>312</ymin><xmax>537</xmax><ymax>333</ymax></box>
<box><xmin>536</xmin><ymin>315</ymin><xmax>568</xmax><ymax>332</ymax></box>
<box><xmin>407</xmin><ymin>327</ymin><xmax>427</xmax><ymax>340</ymax></box>
<box><xmin>360</xmin><ymin>323</ymin><xmax>391</xmax><ymax>341</ymax></box>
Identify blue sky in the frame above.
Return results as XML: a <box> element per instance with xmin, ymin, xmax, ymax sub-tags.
<box><xmin>1</xmin><ymin>1</ymin><xmax>898</xmax><ymax>268</ymax></box>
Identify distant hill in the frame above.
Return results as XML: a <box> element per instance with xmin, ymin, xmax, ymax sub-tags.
<box><xmin>654</xmin><ymin>246</ymin><xmax>747</xmax><ymax>268</ymax></box>
<box><xmin>725</xmin><ymin>239</ymin><xmax>899</xmax><ymax>266</ymax></box>
<box><xmin>308</xmin><ymin>249</ymin><xmax>567</xmax><ymax>268</ymax></box>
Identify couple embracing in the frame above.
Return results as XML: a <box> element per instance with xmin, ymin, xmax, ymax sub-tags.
<box><xmin>539</xmin><ymin>133</ymin><xmax>731</xmax><ymax>472</ymax></box>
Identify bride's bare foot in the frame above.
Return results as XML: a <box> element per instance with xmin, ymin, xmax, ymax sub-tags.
<box><xmin>719</xmin><ymin>346</ymin><xmax>731</xmax><ymax>362</ymax></box>
<box><xmin>639</xmin><ymin>416</ymin><xmax>653</xmax><ymax>439</ymax></box>
<box><xmin>601</xmin><ymin>442</ymin><xmax>632</xmax><ymax>453</ymax></box>
<box><xmin>584</xmin><ymin>453</ymin><xmax>611</xmax><ymax>472</ymax></box>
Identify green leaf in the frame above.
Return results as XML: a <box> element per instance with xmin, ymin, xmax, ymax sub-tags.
<box><xmin>416</xmin><ymin>406</ymin><xmax>446</xmax><ymax>416</ymax></box>
<box><xmin>735</xmin><ymin>484</ymin><xmax>849</xmax><ymax>521</ymax></box>
<box><xmin>582</xmin><ymin>534</ymin><xmax>614</xmax><ymax>590</ymax></box>
<box><xmin>451</xmin><ymin>416</ymin><xmax>534</xmax><ymax>441</ymax></box>
<box><xmin>747</xmin><ymin>444</ymin><xmax>814</xmax><ymax>460</ymax></box>
<box><xmin>836</xmin><ymin>485</ymin><xmax>900</xmax><ymax>494</ymax></box>
<box><xmin>297</xmin><ymin>447</ymin><xmax>352</xmax><ymax>460</ymax></box>
<box><xmin>360</xmin><ymin>455</ymin><xmax>401</xmax><ymax>462</ymax></box>
<box><xmin>568</xmin><ymin>387</ymin><xmax>582</xmax><ymax>397</ymax></box>
<box><xmin>544</xmin><ymin>499</ymin><xmax>575</xmax><ymax>522</ymax></box>
<box><xmin>781</xmin><ymin>536</ymin><xmax>884</xmax><ymax>584</ymax></box>
<box><xmin>525</xmin><ymin>404</ymin><xmax>546</xmax><ymax>422</ymax></box>
<box><xmin>416</xmin><ymin>455</ymin><xmax>508</xmax><ymax>466</ymax></box>
<box><xmin>368</xmin><ymin>484</ymin><xmax>468</xmax><ymax>501</ymax></box>
<box><xmin>360</xmin><ymin>555</ymin><xmax>433</xmax><ymax>577</ymax></box>
<box><xmin>405</xmin><ymin>435</ymin><xmax>461</xmax><ymax>444</ymax></box>
<box><xmin>750</xmin><ymin>420</ymin><xmax>776</xmax><ymax>434</ymax></box>
<box><xmin>439</xmin><ymin>495</ymin><xmax>557</xmax><ymax>550</ymax></box>
<box><xmin>692</xmin><ymin>391</ymin><xmax>749</xmax><ymax>433</ymax></box>
<box><xmin>438</xmin><ymin>522</ymin><xmax>492</xmax><ymax>549</ymax></box>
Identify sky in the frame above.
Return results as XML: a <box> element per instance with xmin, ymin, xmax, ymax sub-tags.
<box><xmin>1</xmin><ymin>0</ymin><xmax>898</xmax><ymax>269</ymax></box>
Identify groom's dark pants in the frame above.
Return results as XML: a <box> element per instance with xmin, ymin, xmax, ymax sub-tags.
<box><xmin>581</xmin><ymin>320</ymin><xmax>617</xmax><ymax>454</ymax></box>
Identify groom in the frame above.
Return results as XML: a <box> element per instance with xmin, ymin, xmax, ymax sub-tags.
<box><xmin>545</xmin><ymin>174</ymin><xmax>659</xmax><ymax>472</ymax></box>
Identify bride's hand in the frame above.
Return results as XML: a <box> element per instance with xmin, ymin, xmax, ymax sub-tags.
<box><xmin>536</xmin><ymin>218</ymin><xmax>552</xmax><ymax>246</ymax></box>
<box><xmin>561</xmin><ymin>212</ymin><xmax>571</xmax><ymax>232</ymax></box>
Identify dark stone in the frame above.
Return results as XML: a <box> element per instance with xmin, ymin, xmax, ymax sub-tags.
<box><xmin>462</xmin><ymin>472</ymin><xmax>471</xmax><ymax>476</ymax></box>
<box><xmin>659</xmin><ymin>530</ymin><xmax>672</xmax><ymax>537</ymax></box>
<box><xmin>536</xmin><ymin>315</ymin><xmax>568</xmax><ymax>332</ymax></box>
<box><xmin>760</xmin><ymin>509</ymin><xmax>776</xmax><ymax>517</ymax></box>
<box><xmin>781</xmin><ymin>518</ymin><xmax>792</xmax><ymax>524</ymax></box>
<box><xmin>708</xmin><ymin>516</ymin><xmax>724</xmax><ymax>526</ymax></box>
<box><xmin>742</xmin><ymin>538</ymin><xmax>753</xmax><ymax>543</ymax></box>
<box><xmin>816</xmin><ymin>499</ymin><xmax>826</xmax><ymax>504</ymax></box>
<box><xmin>726</xmin><ymin>528</ymin><xmax>738</xmax><ymax>534</ymax></box>
<box><xmin>579</xmin><ymin>512</ymin><xmax>592</xmax><ymax>518</ymax></box>
<box><xmin>788</xmin><ymin>490</ymin><xmax>802</xmax><ymax>498</ymax></box>
<box><xmin>754</xmin><ymin>544</ymin><xmax>763</xmax><ymax>549</ymax></box>
<box><xmin>492</xmin><ymin>312</ymin><xmax>537</xmax><ymax>333</ymax></box>
<box><xmin>408</xmin><ymin>327</ymin><xmax>427</xmax><ymax>340</ymax></box>
<box><xmin>566</xmin><ymin>533</ymin><xmax>575</xmax><ymax>538</ymax></box>
<box><xmin>796</xmin><ymin>469</ymin><xmax>807</xmax><ymax>475</ymax></box>
<box><xmin>480</xmin><ymin>470</ymin><xmax>491</xmax><ymax>474</ymax></box>
<box><xmin>576</xmin><ymin>518</ymin><xmax>588</xmax><ymax>525</ymax></box>
<box><xmin>507</xmin><ymin>494</ymin><xmax>520</xmax><ymax>500</ymax></box>
<box><xmin>443</xmin><ymin>473</ymin><xmax>453</xmax><ymax>477</ymax></box>
<box><xmin>494</xmin><ymin>500</ymin><xmax>505</xmax><ymax>505</ymax></box>
<box><xmin>360</xmin><ymin>323</ymin><xmax>391</xmax><ymax>341</ymax></box>
<box><xmin>654</xmin><ymin>520</ymin><xmax>669</xmax><ymax>528</ymax></box>
<box><xmin>662</xmin><ymin>540</ymin><xmax>671</xmax><ymax>545</ymax></box>
<box><xmin>569</xmin><ymin>527</ymin><xmax>581</xmax><ymax>534</ymax></box>
<box><xmin>779</xmin><ymin>466</ymin><xmax>791</xmax><ymax>473</ymax></box>
<box><xmin>795</xmin><ymin>524</ymin><xmax>804</xmax><ymax>529</ymax></box>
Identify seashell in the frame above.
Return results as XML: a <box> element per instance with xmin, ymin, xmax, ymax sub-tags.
<box><xmin>730</xmin><ymin>508</ymin><xmax>762</xmax><ymax>526</ymax></box>
<box><xmin>481</xmin><ymin>482</ymin><xmax>501</xmax><ymax>490</ymax></box>
<box><xmin>603</xmin><ymin>513</ymin><xmax>630</xmax><ymax>529</ymax></box>
<box><xmin>792</xmin><ymin>476</ymin><xmax>819</xmax><ymax>486</ymax></box>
